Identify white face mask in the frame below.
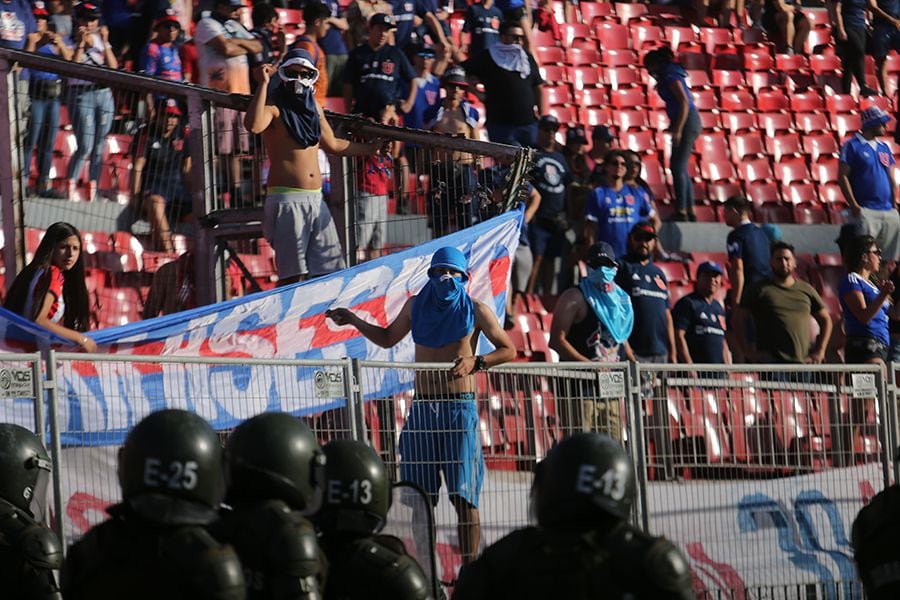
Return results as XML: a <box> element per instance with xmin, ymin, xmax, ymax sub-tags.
<box><xmin>278</xmin><ymin>67</ymin><xmax>317</xmax><ymax>95</ymax></box>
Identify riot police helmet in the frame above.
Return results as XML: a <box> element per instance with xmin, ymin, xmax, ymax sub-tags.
<box><xmin>532</xmin><ymin>432</ymin><xmax>635</xmax><ymax>527</ymax></box>
<box><xmin>224</xmin><ymin>411</ymin><xmax>326</xmax><ymax>512</ymax></box>
<box><xmin>118</xmin><ymin>409</ymin><xmax>226</xmax><ymax>524</ymax></box>
<box><xmin>0</xmin><ymin>423</ymin><xmax>52</xmax><ymax>520</ymax></box>
<box><xmin>317</xmin><ymin>439</ymin><xmax>391</xmax><ymax>535</ymax></box>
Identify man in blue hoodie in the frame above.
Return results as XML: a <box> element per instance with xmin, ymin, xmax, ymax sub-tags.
<box><xmin>326</xmin><ymin>246</ymin><xmax>516</xmax><ymax>564</ymax></box>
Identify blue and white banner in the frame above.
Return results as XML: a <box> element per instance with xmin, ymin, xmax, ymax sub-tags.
<box><xmin>0</xmin><ymin>209</ymin><xmax>523</xmax><ymax>444</ymax></box>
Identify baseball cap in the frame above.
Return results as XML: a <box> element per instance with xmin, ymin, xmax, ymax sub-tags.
<box><xmin>154</xmin><ymin>9</ymin><xmax>181</xmax><ymax>28</ymax></box>
<box><xmin>441</xmin><ymin>66</ymin><xmax>468</xmax><ymax>87</ymax></box>
<box><xmin>215</xmin><ymin>0</ymin><xmax>246</xmax><ymax>7</ymax></box>
<box><xmin>408</xmin><ymin>41</ymin><xmax>436</xmax><ymax>58</ymax></box>
<box><xmin>369</xmin><ymin>12</ymin><xmax>397</xmax><ymax>29</ymax></box>
<box><xmin>539</xmin><ymin>114</ymin><xmax>560</xmax><ymax>131</ymax></box>
<box><xmin>696</xmin><ymin>261</ymin><xmax>724</xmax><ymax>277</ymax></box>
<box><xmin>629</xmin><ymin>221</ymin><xmax>657</xmax><ymax>239</ymax></box>
<box><xmin>74</xmin><ymin>2</ymin><xmax>100</xmax><ymax>19</ymax></box>
<box><xmin>861</xmin><ymin>106</ymin><xmax>892</xmax><ymax>131</ymax></box>
<box><xmin>585</xmin><ymin>242</ymin><xmax>617</xmax><ymax>268</ymax></box>
<box><xmin>835</xmin><ymin>221</ymin><xmax>866</xmax><ymax>250</ymax></box>
<box><xmin>158</xmin><ymin>98</ymin><xmax>182</xmax><ymax>116</ymax></box>
<box><xmin>566</xmin><ymin>125</ymin><xmax>587</xmax><ymax>144</ymax></box>
<box><xmin>33</xmin><ymin>1</ymin><xmax>49</xmax><ymax>17</ymax></box>
<box><xmin>592</xmin><ymin>125</ymin><xmax>615</xmax><ymax>141</ymax></box>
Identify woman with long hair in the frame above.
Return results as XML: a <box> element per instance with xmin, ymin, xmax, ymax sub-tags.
<box><xmin>840</xmin><ymin>235</ymin><xmax>893</xmax><ymax>366</ymax></box>
<box><xmin>4</xmin><ymin>222</ymin><xmax>96</xmax><ymax>351</ymax></box>
<box><xmin>644</xmin><ymin>46</ymin><xmax>701</xmax><ymax>222</ymax></box>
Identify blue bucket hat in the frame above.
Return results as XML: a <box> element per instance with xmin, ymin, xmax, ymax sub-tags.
<box><xmin>429</xmin><ymin>247</ymin><xmax>469</xmax><ymax>282</ymax></box>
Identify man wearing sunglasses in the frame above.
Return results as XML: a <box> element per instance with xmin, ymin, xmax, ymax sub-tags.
<box><xmin>550</xmin><ymin>242</ymin><xmax>634</xmax><ymax>438</ymax></box>
<box><xmin>247</xmin><ymin>48</ymin><xmax>382</xmax><ymax>285</ymax></box>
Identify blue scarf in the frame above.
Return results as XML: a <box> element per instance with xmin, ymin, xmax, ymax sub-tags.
<box><xmin>269</xmin><ymin>49</ymin><xmax>321</xmax><ymax>149</ymax></box>
<box><xmin>410</xmin><ymin>247</ymin><xmax>475</xmax><ymax>348</ymax></box>
<box><xmin>579</xmin><ymin>267</ymin><xmax>633</xmax><ymax>344</ymax></box>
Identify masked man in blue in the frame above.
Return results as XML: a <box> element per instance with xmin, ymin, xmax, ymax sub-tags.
<box><xmin>549</xmin><ymin>242</ymin><xmax>634</xmax><ymax>439</ymax></box>
<box><xmin>326</xmin><ymin>246</ymin><xmax>515</xmax><ymax>565</ymax></box>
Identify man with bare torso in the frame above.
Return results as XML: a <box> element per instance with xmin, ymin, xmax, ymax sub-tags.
<box><xmin>326</xmin><ymin>246</ymin><xmax>515</xmax><ymax>564</ymax></box>
<box><xmin>245</xmin><ymin>48</ymin><xmax>379</xmax><ymax>286</ymax></box>
<box><xmin>425</xmin><ymin>66</ymin><xmax>483</xmax><ymax>235</ymax></box>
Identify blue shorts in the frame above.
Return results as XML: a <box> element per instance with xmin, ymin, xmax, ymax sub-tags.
<box><xmin>398</xmin><ymin>393</ymin><xmax>484</xmax><ymax>508</ymax></box>
<box><xmin>871</xmin><ymin>23</ymin><xmax>900</xmax><ymax>59</ymax></box>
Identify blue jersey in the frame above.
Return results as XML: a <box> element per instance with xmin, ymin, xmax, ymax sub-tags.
<box><xmin>840</xmin><ymin>134</ymin><xmax>896</xmax><ymax>211</ymax></box>
<box><xmin>27</xmin><ymin>36</ymin><xmax>71</xmax><ymax>81</ymax></box>
<box><xmin>344</xmin><ymin>43</ymin><xmax>416</xmax><ymax>118</ymax></box>
<box><xmin>318</xmin><ymin>0</ymin><xmax>348</xmax><ymax>56</ymax></box>
<box><xmin>494</xmin><ymin>0</ymin><xmax>524</xmax><ymax>10</ymax></box>
<box><xmin>463</xmin><ymin>3</ymin><xmax>502</xmax><ymax>55</ymax></box>
<box><xmin>531</xmin><ymin>150</ymin><xmax>572</xmax><ymax>218</ymax></box>
<box><xmin>726</xmin><ymin>222</ymin><xmax>773</xmax><ymax>291</ymax></box>
<box><xmin>391</xmin><ymin>0</ymin><xmax>417</xmax><ymax>48</ymax></box>
<box><xmin>585</xmin><ymin>184</ymin><xmax>654</xmax><ymax>259</ymax></box>
<box><xmin>615</xmin><ymin>257</ymin><xmax>671</xmax><ymax>357</ymax></box>
<box><xmin>875</xmin><ymin>0</ymin><xmax>900</xmax><ymax>23</ymax></box>
<box><xmin>0</xmin><ymin>0</ymin><xmax>35</xmax><ymax>50</ymax></box>
<box><xmin>404</xmin><ymin>73</ymin><xmax>441</xmax><ymax>131</ymax></box>
<box><xmin>139</xmin><ymin>42</ymin><xmax>183</xmax><ymax>82</ymax></box>
<box><xmin>653</xmin><ymin>62</ymin><xmax>695</xmax><ymax>122</ymax></box>
<box><xmin>840</xmin><ymin>272</ymin><xmax>890</xmax><ymax>345</ymax></box>
<box><xmin>673</xmin><ymin>292</ymin><xmax>727</xmax><ymax>363</ymax></box>
<box><xmin>841</xmin><ymin>0</ymin><xmax>868</xmax><ymax>28</ymax></box>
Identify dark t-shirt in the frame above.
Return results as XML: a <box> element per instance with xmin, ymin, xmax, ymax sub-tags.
<box><xmin>531</xmin><ymin>149</ymin><xmax>571</xmax><ymax>217</ymax></box>
<box><xmin>463</xmin><ymin>3</ymin><xmax>503</xmax><ymax>56</ymax></box>
<box><xmin>615</xmin><ymin>256</ymin><xmax>671</xmax><ymax>357</ymax></box>
<box><xmin>317</xmin><ymin>0</ymin><xmax>349</xmax><ymax>55</ymax></box>
<box><xmin>463</xmin><ymin>49</ymin><xmax>543</xmax><ymax>126</ymax></box>
<box><xmin>344</xmin><ymin>43</ymin><xmax>416</xmax><ymax>118</ymax></box>
<box><xmin>391</xmin><ymin>0</ymin><xmax>417</xmax><ymax>49</ymax></box>
<box><xmin>741</xmin><ymin>278</ymin><xmax>826</xmax><ymax>363</ymax></box>
<box><xmin>673</xmin><ymin>292</ymin><xmax>727</xmax><ymax>364</ymax></box>
<box><xmin>726</xmin><ymin>223</ymin><xmax>773</xmax><ymax>291</ymax></box>
<box><xmin>840</xmin><ymin>0</ymin><xmax>868</xmax><ymax>28</ymax></box>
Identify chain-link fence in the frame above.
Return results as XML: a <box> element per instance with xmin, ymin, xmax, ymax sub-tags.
<box><xmin>14</xmin><ymin>355</ymin><xmax>898</xmax><ymax>597</ymax></box>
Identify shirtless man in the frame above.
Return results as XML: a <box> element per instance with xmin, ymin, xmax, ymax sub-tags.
<box><xmin>425</xmin><ymin>66</ymin><xmax>484</xmax><ymax>235</ymax></box>
<box><xmin>326</xmin><ymin>246</ymin><xmax>516</xmax><ymax>564</ymax></box>
<box><xmin>245</xmin><ymin>48</ymin><xmax>379</xmax><ymax>285</ymax></box>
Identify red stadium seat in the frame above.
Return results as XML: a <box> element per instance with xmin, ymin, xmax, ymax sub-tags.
<box><xmin>861</xmin><ymin>95</ymin><xmax>893</xmax><ymax>113</ymax></box>
<box><xmin>756</xmin><ymin>88</ymin><xmax>791</xmax><ymax>111</ymax></box>
<box><xmin>657</xmin><ymin>261</ymin><xmax>688</xmax><ymax>284</ymax></box>
<box><xmin>540</xmin><ymin>64</ymin><xmax>567</xmax><ymax>85</ymax></box>
<box><xmin>730</xmin><ymin>132</ymin><xmax>765</xmax><ymax>162</ymax></box>
<box><xmin>774</xmin><ymin>160</ymin><xmax>812</xmax><ymax>185</ymax></box>
<box><xmin>700</xmin><ymin>158</ymin><xmax>738</xmax><ymax>183</ymax></box>
<box><xmin>746</xmin><ymin>71</ymin><xmax>782</xmax><ymax>93</ymax></box>
<box><xmin>664</xmin><ymin>26</ymin><xmax>697</xmax><ymax>50</ymax></box>
<box><xmin>601</xmin><ymin>48</ymin><xmax>638</xmax><ymax>66</ymax></box>
<box><xmin>612</xmin><ymin>109</ymin><xmax>650</xmax><ymax>131</ymax></box>
<box><xmin>819</xmin><ymin>182</ymin><xmax>844</xmax><ymax>204</ymax></box>
<box><xmin>710</xmin><ymin>53</ymin><xmax>744</xmax><ymax>71</ymax></box>
<box><xmin>783</xmin><ymin>182</ymin><xmax>819</xmax><ymax>205</ymax></box>
<box><xmin>720</xmin><ymin>89</ymin><xmax>756</xmax><ymax>111</ymax></box>
<box><xmin>832</xmin><ymin>113</ymin><xmax>862</xmax><ymax>139</ymax></box>
<box><xmin>758</xmin><ymin>112</ymin><xmax>795</xmax><ymax>137</ymax></box>
<box><xmin>756</xmin><ymin>203</ymin><xmax>794</xmax><ymax>223</ymax></box>
<box><xmin>803</xmin><ymin>133</ymin><xmax>840</xmax><ymax>162</ymax></box>
<box><xmin>594</xmin><ymin>22</ymin><xmax>629</xmax><ymax>49</ymax></box>
<box><xmin>610</xmin><ymin>87</ymin><xmax>648</xmax><ymax>108</ymax></box>
<box><xmin>534</xmin><ymin>30</ymin><xmax>560</xmax><ymax>47</ymax></box>
<box><xmin>535</xmin><ymin>46</ymin><xmax>567</xmax><ymax>64</ymax></box>
<box><xmin>744</xmin><ymin>49</ymin><xmax>775</xmax><ymax>71</ymax></box>
<box><xmin>543</xmin><ymin>85</ymin><xmax>574</xmax><ymax>106</ymax></box>
<box><xmin>581</xmin><ymin>0</ymin><xmax>614</xmax><ymax>23</ymax></box>
<box><xmin>707</xmin><ymin>181</ymin><xmax>744</xmax><ymax>202</ymax></box>
<box><xmin>677</xmin><ymin>51</ymin><xmax>709</xmax><ymax>70</ymax></box>
<box><xmin>722</xmin><ymin>112</ymin><xmax>758</xmax><ymax>134</ymax></box>
<box><xmin>569</xmin><ymin>46</ymin><xmax>601</xmax><ymax>66</ymax></box>
<box><xmin>793</xmin><ymin>202</ymin><xmax>830</xmax><ymax>224</ymax></box>
<box><xmin>577</xmin><ymin>87</ymin><xmax>608</xmax><ymax>107</ymax></box>
<box><xmin>691</xmin><ymin>87</ymin><xmax>719</xmax><ymax>111</ymax></box>
<box><xmin>603</xmin><ymin>66</ymin><xmax>642</xmax><ymax>89</ymax></box>
<box><xmin>767</xmin><ymin>133</ymin><xmax>803</xmax><ymax>163</ymax></box>
<box><xmin>621</xmin><ymin>129</ymin><xmax>656</xmax><ymax>152</ymax></box>
<box><xmin>795</xmin><ymin>112</ymin><xmax>831</xmax><ymax>135</ymax></box>
<box><xmin>746</xmin><ymin>180</ymin><xmax>781</xmax><ymax>204</ymax></box>
<box><xmin>696</xmin><ymin>133</ymin><xmax>730</xmax><ymax>159</ymax></box>
<box><xmin>581</xmin><ymin>107</ymin><xmax>613</xmax><ymax>127</ymax></box>
<box><xmin>631</xmin><ymin>23</ymin><xmax>664</xmax><ymax>50</ymax></box>
<box><xmin>812</xmin><ymin>160</ymin><xmax>840</xmax><ymax>185</ymax></box>
<box><xmin>711</xmin><ymin>70</ymin><xmax>746</xmax><ymax>90</ymax></box>
<box><xmin>775</xmin><ymin>53</ymin><xmax>809</xmax><ymax>72</ymax></box>
<box><xmin>699</xmin><ymin>27</ymin><xmax>733</xmax><ymax>54</ymax></box>
<box><xmin>807</xmin><ymin>28</ymin><xmax>833</xmax><ymax>53</ymax></box>
<box><xmin>615</xmin><ymin>1</ymin><xmax>647</xmax><ymax>23</ymax></box>
<box><xmin>810</xmin><ymin>53</ymin><xmax>842</xmax><ymax>74</ymax></box>
<box><xmin>789</xmin><ymin>90</ymin><xmax>825</xmax><ymax>112</ymax></box>
<box><xmin>561</xmin><ymin>23</ymin><xmax>592</xmax><ymax>47</ymax></box>
<box><xmin>547</xmin><ymin>105</ymin><xmax>577</xmax><ymax>123</ymax></box>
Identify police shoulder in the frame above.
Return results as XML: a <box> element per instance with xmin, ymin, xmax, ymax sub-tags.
<box><xmin>161</xmin><ymin>525</ymin><xmax>246</xmax><ymax>600</ymax></box>
<box><xmin>609</xmin><ymin>524</ymin><xmax>693</xmax><ymax>598</ymax></box>
<box><xmin>345</xmin><ymin>536</ymin><xmax>433</xmax><ymax>600</ymax></box>
<box><xmin>256</xmin><ymin>500</ymin><xmax>322</xmax><ymax>577</ymax></box>
<box><xmin>0</xmin><ymin>500</ymin><xmax>63</xmax><ymax>570</ymax></box>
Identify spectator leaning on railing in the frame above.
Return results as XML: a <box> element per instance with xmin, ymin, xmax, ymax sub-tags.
<box><xmin>840</xmin><ymin>235</ymin><xmax>894</xmax><ymax>366</ymax></box>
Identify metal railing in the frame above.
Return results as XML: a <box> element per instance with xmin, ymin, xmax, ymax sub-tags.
<box><xmin>6</xmin><ymin>354</ymin><xmax>896</xmax><ymax>598</ymax></box>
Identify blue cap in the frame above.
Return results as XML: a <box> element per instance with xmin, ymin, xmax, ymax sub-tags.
<box><xmin>429</xmin><ymin>247</ymin><xmax>469</xmax><ymax>282</ymax></box>
<box><xmin>696</xmin><ymin>261</ymin><xmax>724</xmax><ymax>277</ymax></box>
<box><xmin>586</xmin><ymin>242</ymin><xmax>616</xmax><ymax>267</ymax></box>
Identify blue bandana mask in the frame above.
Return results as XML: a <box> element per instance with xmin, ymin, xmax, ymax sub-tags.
<box><xmin>411</xmin><ymin>248</ymin><xmax>475</xmax><ymax>348</ymax></box>
<box><xmin>579</xmin><ymin>267</ymin><xmax>633</xmax><ymax>344</ymax></box>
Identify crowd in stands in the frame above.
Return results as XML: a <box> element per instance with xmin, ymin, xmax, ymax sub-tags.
<box><xmin>5</xmin><ymin>0</ymin><xmax>900</xmax><ymax>377</ymax></box>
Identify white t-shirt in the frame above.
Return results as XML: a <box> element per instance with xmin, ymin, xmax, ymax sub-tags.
<box><xmin>194</xmin><ymin>16</ymin><xmax>254</xmax><ymax>94</ymax></box>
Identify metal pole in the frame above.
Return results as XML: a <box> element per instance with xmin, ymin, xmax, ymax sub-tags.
<box><xmin>0</xmin><ymin>57</ymin><xmax>22</xmax><ymax>287</ymax></box>
<box><xmin>346</xmin><ymin>358</ymin><xmax>364</xmax><ymax>441</ymax></box>
<box><xmin>891</xmin><ymin>364</ymin><xmax>900</xmax><ymax>485</ymax></box>
<box><xmin>628</xmin><ymin>361</ymin><xmax>650</xmax><ymax>531</ymax></box>
<box><xmin>340</xmin><ymin>155</ymin><xmax>358</xmax><ymax>268</ymax></box>
<box><xmin>187</xmin><ymin>94</ymin><xmax>223</xmax><ymax>306</ymax></box>
<box><xmin>44</xmin><ymin>350</ymin><xmax>67</xmax><ymax>551</ymax></box>
<box><xmin>31</xmin><ymin>354</ymin><xmax>45</xmax><ymax>442</ymax></box>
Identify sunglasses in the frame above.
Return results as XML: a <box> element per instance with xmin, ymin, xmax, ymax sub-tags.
<box><xmin>588</xmin><ymin>259</ymin><xmax>616</xmax><ymax>269</ymax></box>
<box><xmin>291</xmin><ymin>70</ymin><xmax>316</xmax><ymax>79</ymax></box>
<box><xmin>504</xmin><ymin>34</ymin><xmax>525</xmax><ymax>42</ymax></box>
<box><xmin>869</xmin><ymin>248</ymin><xmax>883</xmax><ymax>257</ymax></box>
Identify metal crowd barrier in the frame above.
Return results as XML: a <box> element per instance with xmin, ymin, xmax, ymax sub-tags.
<box><xmin>9</xmin><ymin>354</ymin><xmax>899</xmax><ymax>598</ymax></box>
